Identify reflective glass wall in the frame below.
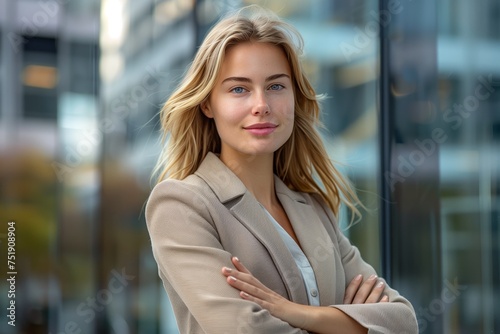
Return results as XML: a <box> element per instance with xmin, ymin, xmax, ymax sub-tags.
<box><xmin>380</xmin><ymin>0</ymin><xmax>500</xmax><ymax>332</ymax></box>
<box><xmin>0</xmin><ymin>0</ymin><xmax>498</xmax><ymax>333</ymax></box>
<box><xmin>435</xmin><ymin>0</ymin><xmax>500</xmax><ymax>332</ymax></box>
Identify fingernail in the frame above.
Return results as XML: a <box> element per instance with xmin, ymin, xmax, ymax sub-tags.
<box><xmin>233</xmin><ymin>257</ymin><xmax>240</xmax><ymax>262</ymax></box>
<box><xmin>229</xmin><ymin>276</ymin><xmax>237</xmax><ymax>282</ymax></box>
<box><xmin>369</xmin><ymin>274</ymin><xmax>378</xmax><ymax>280</ymax></box>
<box><xmin>355</xmin><ymin>274</ymin><xmax>362</xmax><ymax>281</ymax></box>
<box><xmin>377</xmin><ymin>281</ymin><xmax>384</xmax><ymax>288</ymax></box>
<box><xmin>223</xmin><ymin>267</ymin><xmax>232</xmax><ymax>273</ymax></box>
<box><xmin>241</xmin><ymin>291</ymin><xmax>249</xmax><ymax>298</ymax></box>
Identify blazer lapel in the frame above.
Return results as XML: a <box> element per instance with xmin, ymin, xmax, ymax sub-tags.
<box><xmin>195</xmin><ymin>153</ymin><xmax>309</xmax><ymax>305</ymax></box>
<box><xmin>229</xmin><ymin>193</ymin><xmax>309</xmax><ymax>305</ymax></box>
<box><xmin>275</xmin><ymin>177</ymin><xmax>338</xmax><ymax>306</ymax></box>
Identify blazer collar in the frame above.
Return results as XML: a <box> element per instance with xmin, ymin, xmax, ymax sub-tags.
<box><xmin>194</xmin><ymin>152</ymin><xmax>307</xmax><ymax>204</ymax></box>
<box><xmin>194</xmin><ymin>152</ymin><xmax>247</xmax><ymax>203</ymax></box>
<box><xmin>194</xmin><ymin>152</ymin><xmax>337</xmax><ymax>305</ymax></box>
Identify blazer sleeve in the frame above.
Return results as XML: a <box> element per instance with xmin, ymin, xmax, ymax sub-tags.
<box><xmin>146</xmin><ymin>179</ymin><xmax>308</xmax><ymax>334</ymax></box>
<box><xmin>314</xmin><ymin>196</ymin><xmax>418</xmax><ymax>334</ymax></box>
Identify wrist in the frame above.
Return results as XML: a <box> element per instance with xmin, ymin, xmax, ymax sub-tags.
<box><xmin>296</xmin><ymin>304</ymin><xmax>319</xmax><ymax>331</ymax></box>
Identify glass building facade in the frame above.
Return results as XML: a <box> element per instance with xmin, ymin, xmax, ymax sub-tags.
<box><xmin>0</xmin><ymin>0</ymin><xmax>498</xmax><ymax>333</ymax></box>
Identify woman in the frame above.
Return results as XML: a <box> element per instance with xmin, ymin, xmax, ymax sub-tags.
<box><xmin>146</xmin><ymin>6</ymin><xmax>418</xmax><ymax>334</ymax></box>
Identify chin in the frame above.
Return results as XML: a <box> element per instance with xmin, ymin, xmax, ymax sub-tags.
<box><xmin>238</xmin><ymin>148</ymin><xmax>276</xmax><ymax>157</ymax></box>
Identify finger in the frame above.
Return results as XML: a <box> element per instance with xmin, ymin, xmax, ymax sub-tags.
<box><xmin>222</xmin><ymin>266</ymin><xmax>266</xmax><ymax>292</ymax></box>
<box><xmin>240</xmin><ymin>290</ymin><xmax>278</xmax><ymax>315</ymax></box>
<box><xmin>221</xmin><ymin>266</ymin><xmax>234</xmax><ymax>277</ymax></box>
<box><xmin>232</xmin><ymin>257</ymin><xmax>252</xmax><ymax>274</ymax></box>
<box><xmin>239</xmin><ymin>290</ymin><xmax>277</xmax><ymax>311</ymax></box>
<box><xmin>380</xmin><ymin>295</ymin><xmax>390</xmax><ymax>302</ymax></box>
<box><xmin>221</xmin><ymin>265</ymin><xmax>254</xmax><ymax>283</ymax></box>
<box><xmin>343</xmin><ymin>274</ymin><xmax>363</xmax><ymax>303</ymax></box>
<box><xmin>221</xmin><ymin>257</ymin><xmax>251</xmax><ymax>278</ymax></box>
<box><xmin>227</xmin><ymin>275</ymin><xmax>267</xmax><ymax>300</ymax></box>
<box><xmin>352</xmin><ymin>274</ymin><xmax>378</xmax><ymax>304</ymax></box>
<box><xmin>365</xmin><ymin>280</ymin><xmax>385</xmax><ymax>303</ymax></box>
<box><xmin>226</xmin><ymin>274</ymin><xmax>282</xmax><ymax>302</ymax></box>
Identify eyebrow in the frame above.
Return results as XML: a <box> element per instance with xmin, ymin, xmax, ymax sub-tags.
<box><xmin>221</xmin><ymin>73</ymin><xmax>290</xmax><ymax>85</ymax></box>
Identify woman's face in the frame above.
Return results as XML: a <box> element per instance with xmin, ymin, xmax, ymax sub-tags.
<box><xmin>202</xmin><ymin>42</ymin><xmax>295</xmax><ymax>162</ymax></box>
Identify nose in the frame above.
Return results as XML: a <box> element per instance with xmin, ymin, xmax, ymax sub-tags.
<box><xmin>252</xmin><ymin>92</ymin><xmax>270</xmax><ymax>116</ymax></box>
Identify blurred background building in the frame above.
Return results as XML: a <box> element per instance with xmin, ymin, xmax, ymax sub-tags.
<box><xmin>0</xmin><ymin>0</ymin><xmax>498</xmax><ymax>333</ymax></box>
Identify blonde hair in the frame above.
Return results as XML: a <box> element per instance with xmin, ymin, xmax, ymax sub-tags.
<box><xmin>154</xmin><ymin>6</ymin><xmax>362</xmax><ymax>220</ymax></box>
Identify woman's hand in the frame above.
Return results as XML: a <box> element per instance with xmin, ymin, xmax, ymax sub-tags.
<box><xmin>222</xmin><ymin>257</ymin><xmax>389</xmax><ymax>333</ymax></box>
<box><xmin>222</xmin><ymin>257</ymin><xmax>310</xmax><ymax>329</ymax></box>
<box><xmin>343</xmin><ymin>274</ymin><xmax>389</xmax><ymax>304</ymax></box>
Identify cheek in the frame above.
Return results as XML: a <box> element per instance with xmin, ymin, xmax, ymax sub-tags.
<box><xmin>215</xmin><ymin>111</ymin><xmax>242</xmax><ymax>127</ymax></box>
<box><xmin>279</xmin><ymin>105</ymin><xmax>295</xmax><ymax>138</ymax></box>
<box><xmin>284</xmin><ymin>94</ymin><xmax>295</xmax><ymax>116</ymax></box>
<box><xmin>214</xmin><ymin>101</ymin><xmax>247</xmax><ymax>125</ymax></box>
<box><xmin>212</xmin><ymin>108</ymin><xmax>244</xmax><ymax>134</ymax></box>
<box><xmin>284</xmin><ymin>101</ymin><xmax>295</xmax><ymax>123</ymax></box>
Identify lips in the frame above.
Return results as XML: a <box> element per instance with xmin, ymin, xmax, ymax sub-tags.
<box><xmin>243</xmin><ymin>123</ymin><xmax>278</xmax><ymax>135</ymax></box>
<box><xmin>243</xmin><ymin>123</ymin><xmax>278</xmax><ymax>129</ymax></box>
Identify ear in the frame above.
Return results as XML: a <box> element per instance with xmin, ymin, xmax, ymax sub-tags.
<box><xmin>200</xmin><ymin>100</ymin><xmax>214</xmax><ymax>118</ymax></box>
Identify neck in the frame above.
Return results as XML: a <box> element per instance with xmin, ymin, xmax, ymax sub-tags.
<box><xmin>220</xmin><ymin>151</ymin><xmax>278</xmax><ymax>207</ymax></box>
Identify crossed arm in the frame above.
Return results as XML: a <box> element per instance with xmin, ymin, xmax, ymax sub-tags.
<box><xmin>147</xmin><ymin>180</ymin><xmax>417</xmax><ymax>333</ymax></box>
<box><xmin>222</xmin><ymin>257</ymin><xmax>388</xmax><ymax>334</ymax></box>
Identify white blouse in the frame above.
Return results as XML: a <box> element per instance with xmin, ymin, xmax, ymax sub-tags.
<box><xmin>260</xmin><ymin>205</ymin><xmax>321</xmax><ymax>306</ymax></box>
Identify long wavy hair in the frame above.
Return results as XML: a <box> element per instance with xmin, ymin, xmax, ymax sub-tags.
<box><xmin>153</xmin><ymin>6</ymin><xmax>362</xmax><ymax>220</ymax></box>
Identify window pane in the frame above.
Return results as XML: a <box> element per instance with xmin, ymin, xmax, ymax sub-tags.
<box><xmin>437</xmin><ymin>0</ymin><xmax>500</xmax><ymax>332</ymax></box>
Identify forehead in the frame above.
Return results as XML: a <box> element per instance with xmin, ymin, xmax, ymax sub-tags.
<box><xmin>218</xmin><ymin>42</ymin><xmax>291</xmax><ymax>79</ymax></box>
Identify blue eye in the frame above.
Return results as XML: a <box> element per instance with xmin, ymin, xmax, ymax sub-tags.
<box><xmin>269</xmin><ymin>84</ymin><xmax>284</xmax><ymax>91</ymax></box>
<box><xmin>231</xmin><ymin>87</ymin><xmax>245</xmax><ymax>94</ymax></box>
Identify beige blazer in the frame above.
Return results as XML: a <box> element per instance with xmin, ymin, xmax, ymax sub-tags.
<box><xmin>146</xmin><ymin>152</ymin><xmax>418</xmax><ymax>334</ymax></box>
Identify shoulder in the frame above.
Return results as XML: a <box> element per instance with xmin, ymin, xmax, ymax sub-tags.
<box><xmin>148</xmin><ymin>174</ymin><xmax>210</xmax><ymax>198</ymax></box>
<box><xmin>145</xmin><ymin>175</ymin><xmax>217</xmax><ymax>225</ymax></box>
<box><xmin>147</xmin><ymin>174</ymin><xmax>206</xmax><ymax>203</ymax></box>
